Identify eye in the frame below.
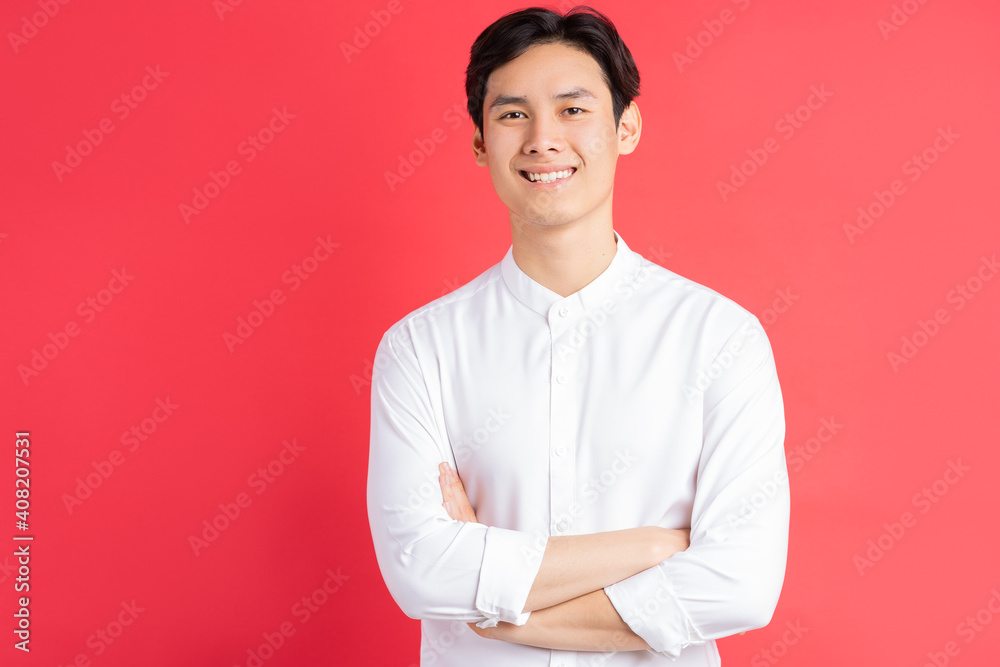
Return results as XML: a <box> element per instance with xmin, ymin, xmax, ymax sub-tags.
<box><xmin>564</xmin><ymin>107</ymin><xmax>586</xmax><ymax>115</ymax></box>
<box><xmin>500</xmin><ymin>111</ymin><xmax>526</xmax><ymax>119</ymax></box>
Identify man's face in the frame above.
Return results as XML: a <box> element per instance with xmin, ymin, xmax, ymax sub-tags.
<box><xmin>473</xmin><ymin>41</ymin><xmax>639</xmax><ymax>231</ymax></box>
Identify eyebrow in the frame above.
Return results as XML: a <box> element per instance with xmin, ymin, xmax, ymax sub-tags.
<box><xmin>487</xmin><ymin>87</ymin><xmax>599</xmax><ymax>111</ymax></box>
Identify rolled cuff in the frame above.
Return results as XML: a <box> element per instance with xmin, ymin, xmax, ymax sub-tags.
<box><xmin>474</xmin><ymin>526</ymin><xmax>547</xmax><ymax>628</ymax></box>
<box><xmin>605</xmin><ymin>565</ymin><xmax>704</xmax><ymax>659</ymax></box>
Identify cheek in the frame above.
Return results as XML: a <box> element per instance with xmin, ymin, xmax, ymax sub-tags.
<box><xmin>485</xmin><ymin>147</ymin><xmax>516</xmax><ymax>178</ymax></box>
<box><xmin>580</xmin><ymin>130</ymin><xmax>617</xmax><ymax>161</ymax></box>
<box><xmin>490</xmin><ymin>163</ymin><xmax>517</xmax><ymax>190</ymax></box>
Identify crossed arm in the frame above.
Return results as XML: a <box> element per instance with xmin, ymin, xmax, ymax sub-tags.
<box><xmin>374</xmin><ymin>316</ymin><xmax>784</xmax><ymax>654</ymax></box>
<box><xmin>437</xmin><ymin>461</ymin><xmax>694</xmax><ymax>652</ymax></box>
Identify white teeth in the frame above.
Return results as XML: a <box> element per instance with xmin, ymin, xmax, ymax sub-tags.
<box><xmin>525</xmin><ymin>169</ymin><xmax>573</xmax><ymax>183</ymax></box>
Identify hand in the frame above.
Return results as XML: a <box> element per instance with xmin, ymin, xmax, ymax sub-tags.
<box><xmin>438</xmin><ymin>462</ymin><xmax>478</xmax><ymax>523</ymax></box>
<box><xmin>438</xmin><ymin>462</ymin><xmax>485</xmax><ymax>636</ymax></box>
<box><xmin>464</xmin><ymin>590</ymin><xmax>653</xmax><ymax>651</ymax></box>
<box><xmin>664</xmin><ymin>527</ymin><xmax>691</xmax><ymax>558</ymax></box>
<box><xmin>467</xmin><ymin>621</ymin><xmax>495</xmax><ymax>639</ymax></box>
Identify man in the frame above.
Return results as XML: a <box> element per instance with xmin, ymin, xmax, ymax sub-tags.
<box><xmin>367</xmin><ymin>6</ymin><xmax>789</xmax><ymax>665</ymax></box>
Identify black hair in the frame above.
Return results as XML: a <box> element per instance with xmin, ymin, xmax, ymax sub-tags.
<box><xmin>465</xmin><ymin>5</ymin><xmax>640</xmax><ymax>138</ymax></box>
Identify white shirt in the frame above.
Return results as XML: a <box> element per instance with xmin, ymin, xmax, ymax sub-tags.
<box><xmin>367</xmin><ymin>231</ymin><xmax>789</xmax><ymax>666</ymax></box>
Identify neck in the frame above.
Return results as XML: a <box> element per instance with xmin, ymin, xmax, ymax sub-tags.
<box><xmin>510</xmin><ymin>219</ymin><xmax>618</xmax><ymax>299</ymax></box>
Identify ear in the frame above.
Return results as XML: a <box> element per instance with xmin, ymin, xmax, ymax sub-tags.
<box><xmin>616</xmin><ymin>101</ymin><xmax>642</xmax><ymax>156</ymax></box>
<box><xmin>472</xmin><ymin>126</ymin><xmax>488</xmax><ymax>167</ymax></box>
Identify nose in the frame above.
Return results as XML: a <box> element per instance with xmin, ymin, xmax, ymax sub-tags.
<box><xmin>523</xmin><ymin>113</ymin><xmax>565</xmax><ymax>154</ymax></box>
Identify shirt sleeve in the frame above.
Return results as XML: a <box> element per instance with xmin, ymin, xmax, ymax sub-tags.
<box><xmin>604</xmin><ymin>314</ymin><xmax>790</xmax><ymax>659</ymax></box>
<box><xmin>366</xmin><ymin>327</ymin><xmax>547</xmax><ymax>627</ymax></box>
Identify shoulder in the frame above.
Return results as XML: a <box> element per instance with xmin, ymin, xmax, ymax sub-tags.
<box><xmin>631</xmin><ymin>254</ymin><xmax>759</xmax><ymax>339</ymax></box>
<box><xmin>375</xmin><ymin>260</ymin><xmax>503</xmax><ymax>359</ymax></box>
<box><xmin>631</xmin><ymin>258</ymin><xmax>779</xmax><ymax>402</ymax></box>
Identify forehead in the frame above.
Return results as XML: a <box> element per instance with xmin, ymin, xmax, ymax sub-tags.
<box><xmin>485</xmin><ymin>42</ymin><xmax>610</xmax><ymax>102</ymax></box>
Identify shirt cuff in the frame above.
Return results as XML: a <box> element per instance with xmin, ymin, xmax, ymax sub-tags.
<box><xmin>474</xmin><ymin>526</ymin><xmax>546</xmax><ymax>628</ymax></box>
<box><xmin>604</xmin><ymin>564</ymin><xmax>704</xmax><ymax>659</ymax></box>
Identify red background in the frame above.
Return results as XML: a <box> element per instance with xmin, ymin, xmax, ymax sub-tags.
<box><xmin>2</xmin><ymin>0</ymin><xmax>999</xmax><ymax>665</ymax></box>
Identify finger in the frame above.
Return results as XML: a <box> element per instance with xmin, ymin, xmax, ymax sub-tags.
<box><xmin>442</xmin><ymin>493</ymin><xmax>463</xmax><ymax>522</ymax></box>
<box><xmin>438</xmin><ymin>464</ymin><xmax>459</xmax><ymax>519</ymax></box>
<box><xmin>441</xmin><ymin>463</ymin><xmax>477</xmax><ymax>522</ymax></box>
<box><xmin>439</xmin><ymin>470</ymin><xmax>452</xmax><ymax>499</ymax></box>
<box><xmin>438</xmin><ymin>463</ymin><xmax>455</xmax><ymax>496</ymax></box>
<box><xmin>445</xmin><ymin>475</ymin><xmax>472</xmax><ymax>522</ymax></box>
<box><xmin>452</xmin><ymin>472</ymin><xmax>470</xmax><ymax>497</ymax></box>
<box><xmin>457</xmin><ymin>497</ymin><xmax>476</xmax><ymax>523</ymax></box>
<box><xmin>439</xmin><ymin>465</ymin><xmax>474</xmax><ymax>522</ymax></box>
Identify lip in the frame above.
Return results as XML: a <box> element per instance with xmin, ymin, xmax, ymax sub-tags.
<box><xmin>518</xmin><ymin>167</ymin><xmax>577</xmax><ymax>187</ymax></box>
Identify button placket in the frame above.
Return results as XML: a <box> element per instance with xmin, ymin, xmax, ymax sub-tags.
<box><xmin>550</xmin><ymin>652</ymin><xmax>578</xmax><ymax>667</ymax></box>
<box><xmin>548</xmin><ymin>298</ymin><xmax>580</xmax><ymax>540</ymax></box>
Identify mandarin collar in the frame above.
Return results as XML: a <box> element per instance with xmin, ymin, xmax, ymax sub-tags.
<box><xmin>500</xmin><ymin>230</ymin><xmax>642</xmax><ymax>317</ymax></box>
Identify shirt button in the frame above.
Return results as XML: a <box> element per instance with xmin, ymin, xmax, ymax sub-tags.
<box><xmin>555</xmin><ymin>446</ymin><xmax>566</xmax><ymax>457</ymax></box>
<box><xmin>559</xmin><ymin>305</ymin><xmax>570</xmax><ymax>317</ymax></box>
<box><xmin>556</xmin><ymin>520</ymin><xmax>570</xmax><ymax>533</ymax></box>
<box><xmin>556</xmin><ymin>374</ymin><xmax>567</xmax><ymax>384</ymax></box>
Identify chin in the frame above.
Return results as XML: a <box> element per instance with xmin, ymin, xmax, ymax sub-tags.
<box><xmin>513</xmin><ymin>209</ymin><xmax>580</xmax><ymax>228</ymax></box>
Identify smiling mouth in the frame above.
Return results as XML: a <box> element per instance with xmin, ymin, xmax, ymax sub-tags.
<box><xmin>519</xmin><ymin>168</ymin><xmax>576</xmax><ymax>184</ymax></box>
